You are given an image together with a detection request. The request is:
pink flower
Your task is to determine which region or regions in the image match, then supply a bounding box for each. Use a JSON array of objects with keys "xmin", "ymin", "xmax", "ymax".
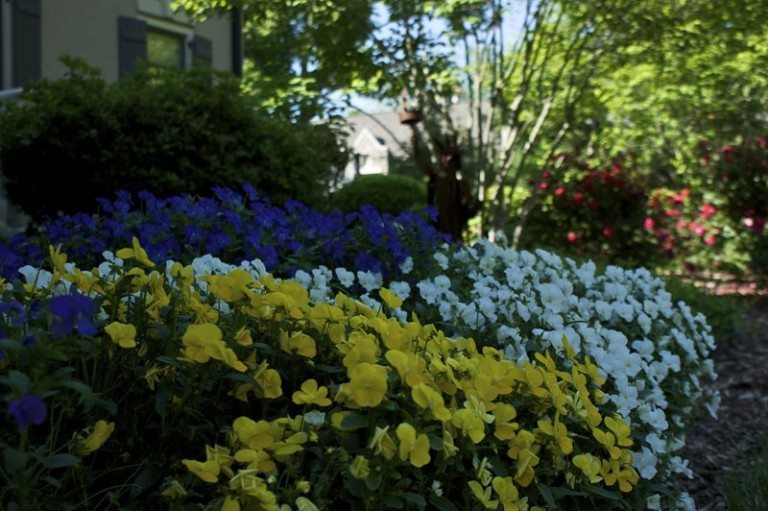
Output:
[
  {"xmin": 572, "ymin": 192, "xmax": 585, "ymax": 204},
  {"xmin": 665, "ymin": 208, "xmax": 682, "ymax": 218},
  {"xmin": 538, "ymin": 182, "xmax": 549, "ymax": 191},
  {"xmin": 704, "ymin": 235, "xmax": 716, "ymax": 246},
  {"xmin": 554, "ymin": 186, "xmax": 566, "ymax": 196},
  {"xmin": 676, "ymin": 219, "xmax": 687, "ymax": 230},
  {"xmin": 566, "ymin": 232, "xmax": 579, "ymax": 243},
  {"xmin": 644, "ymin": 217, "xmax": 655, "ymax": 230},
  {"xmin": 699, "ymin": 203, "xmax": 716, "ymax": 220},
  {"xmin": 602, "ymin": 226, "xmax": 614, "ymax": 238}
]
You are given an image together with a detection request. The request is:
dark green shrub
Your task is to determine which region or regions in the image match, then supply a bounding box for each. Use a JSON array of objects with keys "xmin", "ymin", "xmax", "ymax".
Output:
[
  {"xmin": 0, "ymin": 58, "xmax": 347, "ymax": 220},
  {"xmin": 330, "ymin": 174, "xmax": 426, "ymax": 213}
]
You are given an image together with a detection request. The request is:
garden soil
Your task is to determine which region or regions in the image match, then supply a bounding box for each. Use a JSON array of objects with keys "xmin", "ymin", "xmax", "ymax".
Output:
[{"xmin": 677, "ymin": 297, "xmax": 768, "ymax": 510}]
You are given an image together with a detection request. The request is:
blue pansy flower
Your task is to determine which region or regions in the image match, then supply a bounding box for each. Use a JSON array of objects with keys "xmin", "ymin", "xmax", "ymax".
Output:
[
  {"xmin": 49, "ymin": 292, "xmax": 98, "ymax": 338},
  {"xmin": 9, "ymin": 394, "xmax": 47, "ymax": 429}
]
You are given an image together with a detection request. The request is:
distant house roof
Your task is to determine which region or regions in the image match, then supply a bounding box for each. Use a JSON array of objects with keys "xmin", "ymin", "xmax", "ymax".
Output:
[
  {"xmin": 344, "ymin": 101, "xmax": 490, "ymax": 159},
  {"xmin": 345, "ymin": 110, "xmax": 413, "ymax": 159}
]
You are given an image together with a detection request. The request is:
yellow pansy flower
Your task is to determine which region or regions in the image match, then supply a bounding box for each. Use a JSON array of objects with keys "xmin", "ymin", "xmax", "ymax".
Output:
[
  {"xmin": 515, "ymin": 448, "xmax": 540, "ymax": 487},
  {"xmin": 342, "ymin": 331, "xmax": 380, "ymax": 369},
  {"xmin": 411, "ymin": 383, "xmax": 451, "ymax": 422},
  {"xmin": 221, "ymin": 496, "xmax": 240, "ymax": 511},
  {"xmin": 342, "ymin": 363, "xmax": 388, "ymax": 407},
  {"xmin": 537, "ymin": 418, "xmax": 573, "ymax": 455},
  {"xmin": 181, "ymin": 458, "xmax": 220, "ymax": 483},
  {"xmin": 385, "ymin": 350, "xmax": 427, "ymax": 387},
  {"xmin": 116, "ymin": 237, "xmax": 154, "ymax": 267},
  {"xmin": 604, "ymin": 416, "xmax": 633, "ymax": 447},
  {"xmin": 105, "ymin": 322, "xmax": 137, "ymax": 349},
  {"xmin": 234, "ymin": 327, "xmax": 253, "ymax": 346},
  {"xmin": 368, "ymin": 426, "xmax": 397, "ymax": 460},
  {"xmin": 492, "ymin": 476, "xmax": 520, "ymax": 511},
  {"xmin": 78, "ymin": 420, "xmax": 115, "ymax": 456},
  {"xmin": 228, "ymin": 471, "xmax": 277, "ymax": 508},
  {"xmin": 181, "ymin": 323, "xmax": 224, "ymax": 363},
  {"xmin": 592, "ymin": 427, "xmax": 621, "ymax": 460},
  {"xmin": 205, "ymin": 269, "xmax": 255, "ymax": 302},
  {"xmin": 49, "ymin": 245, "xmax": 67, "ymax": 273},
  {"xmin": 452, "ymin": 396, "xmax": 493, "ymax": 444},
  {"xmin": 160, "ymin": 480, "xmax": 187, "ymax": 499},
  {"xmin": 295, "ymin": 480, "xmax": 311, "ymax": 494},
  {"xmin": 232, "ymin": 417, "xmax": 275, "ymax": 450},
  {"xmin": 378, "ymin": 287, "xmax": 403, "ymax": 309},
  {"xmin": 255, "ymin": 362, "xmax": 283, "ymax": 398},
  {"xmin": 349, "ymin": 455, "xmax": 371, "ymax": 480},
  {"xmin": 573, "ymin": 453, "xmax": 603, "ymax": 483},
  {"xmin": 234, "ymin": 449, "xmax": 277, "ymax": 475},
  {"xmin": 395, "ymin": 423, "xmax": 431, "ymax": 468},
  {"xmin": 468, "ymin": 481, "xmax": 499, "ymax": 509},
  {"xmin": 295, "ymin": 497, "xmax": 319, "ymax": 511},
  {"xmin": 493, "ymin": 403, "xmax": 519, "ymax": 440},
  {"xmin": 292, "ymin": 379, "xmax": 332, "ymax": 407},
  {"xmin": 280, "ymin": 331, "xmax": 317, "ymax": 358}
]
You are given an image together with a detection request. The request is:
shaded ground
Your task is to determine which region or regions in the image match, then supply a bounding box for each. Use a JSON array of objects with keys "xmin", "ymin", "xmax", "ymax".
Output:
[{"xmin": 678, "ymin": 297, "xmax": 768, "ymax": 510}]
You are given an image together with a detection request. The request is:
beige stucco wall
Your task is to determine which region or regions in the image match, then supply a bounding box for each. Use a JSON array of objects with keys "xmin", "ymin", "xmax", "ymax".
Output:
[{"xmin": 41, "ymin": 0, "xmax": 233, "ymax": 82}]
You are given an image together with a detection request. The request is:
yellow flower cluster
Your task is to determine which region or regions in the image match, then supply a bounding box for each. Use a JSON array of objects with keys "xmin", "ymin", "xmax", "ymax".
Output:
[{"xmin": 43, "ymin": 240, "xmax": 638, "ymax": 510}]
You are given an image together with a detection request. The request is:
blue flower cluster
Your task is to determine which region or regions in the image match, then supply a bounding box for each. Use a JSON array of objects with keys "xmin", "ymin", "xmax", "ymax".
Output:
[{"xmin": 0, "ymin": 186, "xmax": 448, "ymax": 281}]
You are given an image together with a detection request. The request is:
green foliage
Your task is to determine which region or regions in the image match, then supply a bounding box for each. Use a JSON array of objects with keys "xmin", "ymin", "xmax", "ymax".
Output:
[
  {"xmin": 721, "ymin": 435, "xmax": 768, "ymax": 510},
  {"xmin": 0, "ymin": 58, "xmax": 347, "ymax": 221},
  {"xmin": 330, "ymin": 174, "xmax": 427, "ymax": 214},
  {"xmin": 663, "ymin": 277, "xmax": 745, "ymax": 345}
]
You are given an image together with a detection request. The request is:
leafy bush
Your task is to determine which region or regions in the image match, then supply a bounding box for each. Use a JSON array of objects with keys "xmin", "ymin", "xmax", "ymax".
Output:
[
  {"xmin": 704, "ymin": 136, "xmax": 768, "ymax": 273},
  {"xmin": 0, "ymin": 187, "xmax": 447, "ymax": 281},
  {"xmin": 0, "ymin": 58, "xmax": 347, "ymax": 220},
  {"xmin": 520, "ymin": 154, "xmax": 656, "ymax": 267},
  {"xmin": 330, "ymin": 174, "xmax": 427, "ymax": 214},
  {"xmin": 1, "ymin": 244, "xmax": 641, "ymax": 509}
]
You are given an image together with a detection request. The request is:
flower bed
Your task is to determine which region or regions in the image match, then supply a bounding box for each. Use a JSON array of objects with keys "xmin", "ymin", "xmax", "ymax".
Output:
[
  {"xmin": 1, "ymin": 190, "xmax": 719, "ymax": 509},
  {"xmin": 2, "ymin": 244, "xmax": 640, "ymax": 509},
  {"xmin": 0, "ymin": 187, "xmax": 447, "ymax": 281}
]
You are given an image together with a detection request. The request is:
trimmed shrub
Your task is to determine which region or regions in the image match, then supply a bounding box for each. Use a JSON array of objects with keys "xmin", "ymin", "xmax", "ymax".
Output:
[
  {"xmin": 0, "ymin": 58, "xmax": 347, "ymax": 220},
  {"xmin": 330, "ymin": 174, "xmax": 426, "ymax": 214}
]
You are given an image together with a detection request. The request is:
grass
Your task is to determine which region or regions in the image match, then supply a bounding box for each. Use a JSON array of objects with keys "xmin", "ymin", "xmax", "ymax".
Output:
[{"xmin": 721, "ymin": 437, "xmax": 768, "ymax": 510}]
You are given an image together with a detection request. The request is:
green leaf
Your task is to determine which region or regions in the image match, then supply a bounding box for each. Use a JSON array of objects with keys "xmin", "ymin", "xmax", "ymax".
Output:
[
  {"xmin": 365, "ymin": 471, "xmax": 382, "ymax": 491},
  {"xmin": 584, "ymin": 482, "xmax": 623, "ymax": 501},
  {"xmin": 42, "ymin": 453, "xmax": 80, "ymax": 469},
  {"xmin": 428, "ymin": 435, "xmax": 443, "ymax": 451},
  {"xmin": 3, "ymin": 447, "xmax": 28, "ymax": 473},
  {"xmin": 428, "ymin": 495, "xmax": 460, "ymax": 511},
  {"xmin": 314, "ymin": 364, "xmax": 345, "ymax": 374},
  {"xmin": 398, "ymin": 492, "xmax": 426, "ymax": 508},
  {"xmin": 383, "ymin": 495, "xmax": 404, "ymax": 508},
  {"xmin": 6, "ymin": 370, "xmax": 30, "ymax": 393},
  {"xmin": 340, "ymin": 412, "xmax": 369, "ymax": 431},
  {"xmin": 537, "ymin": 483, "xmax": 557, "ymax": 508}
]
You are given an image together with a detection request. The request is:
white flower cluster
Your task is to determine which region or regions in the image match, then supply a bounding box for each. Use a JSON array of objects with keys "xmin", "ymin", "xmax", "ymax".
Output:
[{"xmin": 287, "ymin": 241, "xmax": 718, "ymax": 508}]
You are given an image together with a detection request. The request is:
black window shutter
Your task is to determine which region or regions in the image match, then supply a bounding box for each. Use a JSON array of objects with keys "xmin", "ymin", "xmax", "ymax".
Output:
[
  {"xmin": 118, "ymin": 16, "xmax": 148, "ymax": 77},
  {"xmin": 11, "ymin": 0, "xmax": 42, "ymax": 87},
  {"xmin": 191, "ymin": 36, "xmax": 213, "ymax": 68}
]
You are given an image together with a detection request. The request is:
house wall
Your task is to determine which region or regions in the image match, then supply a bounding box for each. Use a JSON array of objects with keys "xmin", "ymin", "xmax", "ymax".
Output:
[{"xmin": 41, "ymin": 0, "xmax": 233, "ymax": 82}]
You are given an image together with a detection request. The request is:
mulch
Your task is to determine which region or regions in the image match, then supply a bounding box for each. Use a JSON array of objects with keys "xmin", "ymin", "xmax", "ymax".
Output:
[{"xmin": 676, "ymin": 295, "xmax": 768, "ymax": 510}]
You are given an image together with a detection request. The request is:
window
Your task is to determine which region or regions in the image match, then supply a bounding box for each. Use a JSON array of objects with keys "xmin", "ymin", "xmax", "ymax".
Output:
[{"xmin": 147, "ymin": 27, "xmax": 185, "ymax": 69}]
